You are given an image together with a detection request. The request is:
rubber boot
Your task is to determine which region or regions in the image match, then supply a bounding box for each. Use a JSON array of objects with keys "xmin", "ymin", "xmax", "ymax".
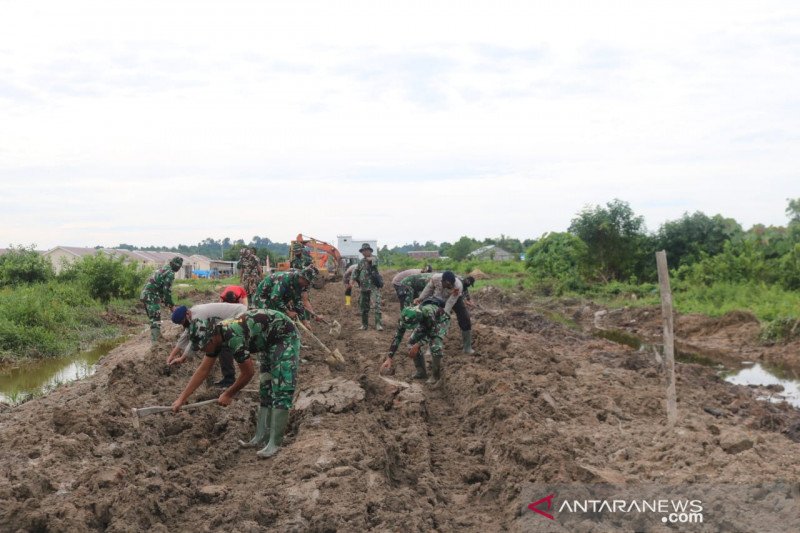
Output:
[
  {"xmin": 238, "ymin": 406, "xmax": 271, "ymax": 448},
  {"xmin": 257, "ymin": 408, "xmax": 289, "ymax": 458},
  {"xmin": 462, "ymin": 330, "xmax": 475, "ymax": 355},
  {"xmin": 375, "ymin": 318, "xmax": 384, "ymax": 331},
  {"xmin": 150, "ymin": 326, "xmax": 160, "ymax": 344},
  {"xmin": 427, "ymin": 356, "xmax": 443, "ymax": 388},
  {"xmin": 360, "ymin": 311, "xmax": 369, "ymax": 330},
  {"xmin": 410, "ymin": 353, "xmax": 428, "ymax": 380}
]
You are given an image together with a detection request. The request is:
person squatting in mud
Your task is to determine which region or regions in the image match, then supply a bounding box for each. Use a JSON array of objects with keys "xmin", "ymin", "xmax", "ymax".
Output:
[
  {"xmin": 251, "ymin": 266, "xmax": 326, "ymax": 330},
  {"xmin": 416, "ymin": 271, "xmax": 476, "ymax": 355},
  {"xmin": 381, "ymin": 297, "xmax": 450, "ymax": 387},
  {"xmin": 391, "ymin": 266, "xmax": 434, "ymax": 310},
  {"xmin": 172, "ymin": 309, "xmax": 301, "ymax": 458},
  {"xmin": 140, "ymin": 256, "xmax": 183, "ymax": 344},
  {"xmin": 166, "ymin": 302, "xmax": 247, "ymax": 387},
  {"xmin": 349, "ymin": 243, "xmax": 383, "ymax": 330},
  {"xmin": 237, "ymin": 247, "xmax": 263, "ymax": 308}
]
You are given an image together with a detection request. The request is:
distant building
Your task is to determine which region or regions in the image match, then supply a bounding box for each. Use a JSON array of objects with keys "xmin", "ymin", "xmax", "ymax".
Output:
[
  {"xmin": 42, "ymin": 246, "xmax": 193, "ymax": 278},
  {"xmin": 407, "ymin": 250, "xmax": 440, "ymax": 260},
  {"xmin": 468, "ymin": 245, "xmax": 514, "ymax": 261},
  {"xmin": 337, "ymin": 235, "xmax": 378, "ymax": 265}
]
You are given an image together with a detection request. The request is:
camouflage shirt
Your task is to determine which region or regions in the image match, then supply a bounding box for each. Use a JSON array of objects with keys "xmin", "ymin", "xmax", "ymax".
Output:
[
  {"xmin": 389, "ymin": 303, "xmax": 447, "ymax": 357},
  {"xmin": 352, "ymin": 257, "xmax": 379, "ymax": 290},
  {"xmin": 205, "ymin": 310, "xmax": 297, "ymax": 363},
  {"xmin": 140, "ymin": 264, "xmax": 176, "ymax": 305},
  {"xmin": 399, "ymin": 273, "xmax": 435, "ymax": 295},
  {"xmin": 290, "ymin": 253, "xmax": 313, "ymax": 270},
  {"xmin": 252, "ymin": 271, "xmax": 306, "ymax": 315},
  {"xmin": 238, "ymin": 252, "xmax": 262, "ymax": 282}
]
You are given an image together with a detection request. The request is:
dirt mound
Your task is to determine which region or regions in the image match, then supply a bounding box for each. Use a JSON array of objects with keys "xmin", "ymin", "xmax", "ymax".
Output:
[
  {"xmin": 467, "ymin": 269, "xmax": 490, "ymax": 280},
  {"xmin": 1, "ymin": 282, "xmax": 799, "ymax": 531}
]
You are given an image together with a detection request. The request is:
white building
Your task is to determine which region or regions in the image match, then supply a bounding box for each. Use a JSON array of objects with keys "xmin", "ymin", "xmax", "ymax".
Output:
[{"xmin": 337, "ymin": 235, "xmax": 378, "ymax": 265}]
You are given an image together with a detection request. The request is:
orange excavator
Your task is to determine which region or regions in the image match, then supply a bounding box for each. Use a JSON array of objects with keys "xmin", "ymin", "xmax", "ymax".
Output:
[{"xmin": 276, "ymin": 234, "xmax": 343, "ymax": 286}]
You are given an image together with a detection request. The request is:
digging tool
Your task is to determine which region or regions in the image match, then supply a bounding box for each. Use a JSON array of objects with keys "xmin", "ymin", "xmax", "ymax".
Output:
[
  {"xmin": 295, "ymin": 320, "xmax": 345, "ymax": 365},
  {"xmin": 310, "ymin": 312, "xmax": 342, "ymax": 338},
  {"xmin": 131, "ymin": 398, "xmax": 217, "ymax": 428}
]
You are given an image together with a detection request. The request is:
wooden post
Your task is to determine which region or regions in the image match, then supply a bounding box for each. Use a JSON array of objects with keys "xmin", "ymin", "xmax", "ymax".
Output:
[{"xmin": 656, "ymin": 250, "xmax": 678, "ymax": 427}]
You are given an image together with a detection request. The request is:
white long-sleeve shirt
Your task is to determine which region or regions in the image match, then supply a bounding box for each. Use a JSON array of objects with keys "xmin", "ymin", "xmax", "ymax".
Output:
[
  {"xmin": 175, "ymin": 303, "xmax": 246, "ymax": 357},
  {"xmin": 417, "ymin": 274, "xmax": 463, "ymax": 314}
]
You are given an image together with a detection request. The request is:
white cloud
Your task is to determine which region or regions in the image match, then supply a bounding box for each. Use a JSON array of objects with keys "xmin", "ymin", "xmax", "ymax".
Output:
[{"xmin": 1, "ymin": 1, "xmax": 799, "ymax": 249}]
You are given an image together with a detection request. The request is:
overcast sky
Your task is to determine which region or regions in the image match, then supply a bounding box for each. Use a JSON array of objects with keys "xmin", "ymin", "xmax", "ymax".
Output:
[{"xmin": 1, "ymin": 0, "xmax": 798, "ymax": 250}]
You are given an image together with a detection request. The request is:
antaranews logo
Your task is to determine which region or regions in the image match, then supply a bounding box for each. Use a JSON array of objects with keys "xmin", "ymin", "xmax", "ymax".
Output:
[{"xmin": 528, "ymin": 493, "xmax": 704, "ymax": 525}]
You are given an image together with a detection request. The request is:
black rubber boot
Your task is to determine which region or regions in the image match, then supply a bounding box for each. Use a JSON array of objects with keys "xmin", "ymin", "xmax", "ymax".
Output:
[
  {"xmin": 427, "ymin": 356, "xmax": 443, "ymax": 388},
  {"xmin": 410, "ymin": 353, "xmax": 428, "ymax": 379},
  {"xmin": 462, "ymin": 330, "xmax": 475, "ymax": 355}
]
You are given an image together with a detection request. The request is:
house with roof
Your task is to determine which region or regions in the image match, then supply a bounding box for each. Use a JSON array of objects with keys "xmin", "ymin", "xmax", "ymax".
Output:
[{"xmin": 468, "ymin": 244, "xmax": 515, "ymax": 261}]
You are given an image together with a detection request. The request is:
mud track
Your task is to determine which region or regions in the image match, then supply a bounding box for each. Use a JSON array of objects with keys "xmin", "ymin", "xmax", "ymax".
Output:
[{"xmin": 1, "ymin": 281, "xmax": 799, "ymax": 531}]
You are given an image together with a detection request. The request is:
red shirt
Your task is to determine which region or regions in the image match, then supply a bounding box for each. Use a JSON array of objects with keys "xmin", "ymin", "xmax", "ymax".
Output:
[{"xmin": 219, "ymin": 285, "xmax": 247, "ymax": 303}]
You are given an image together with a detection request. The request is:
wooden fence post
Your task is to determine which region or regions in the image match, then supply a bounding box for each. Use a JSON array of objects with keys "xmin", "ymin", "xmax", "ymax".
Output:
[{"xmin": 656, "ymin": 250, "xmax": 678, "ymax": 426}]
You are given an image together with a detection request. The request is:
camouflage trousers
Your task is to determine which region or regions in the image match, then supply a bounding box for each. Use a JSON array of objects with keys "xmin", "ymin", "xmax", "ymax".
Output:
[
  {"xmin": 394, "ymin": 285, "xmax": 415, "ymax": 310},
  {"xmin": 358, "ymin": 289, "xmax": 382, "ymax": 326},
  {"xmin": 417, "ymin": 314, "xmax": 451, "ymax": 359},
  {"xmin": 241, "ymin": 274, "xmax": 261, "ymax": 304},
  {"xmin": 141, "ymin": 292, "xmax": 162, "ymax": 330},
  {"xmin": 257, "ymin": 332, "xmax": 301, "ymax": 410}
]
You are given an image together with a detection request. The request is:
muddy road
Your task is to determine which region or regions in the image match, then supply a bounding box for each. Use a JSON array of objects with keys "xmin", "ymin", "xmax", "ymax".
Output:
[{"xmin": 1, "ymin": 281, "xmax": 799, "ymax": 532}]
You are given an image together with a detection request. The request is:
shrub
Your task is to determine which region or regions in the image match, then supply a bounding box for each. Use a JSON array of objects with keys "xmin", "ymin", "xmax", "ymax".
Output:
[
  {"xmin": 0, "ymin": 245, "xmax": 53, "ymax": 285},
  {"xmin": 59, "ymin": 254, "xmax": 150, "ymax": 303}
]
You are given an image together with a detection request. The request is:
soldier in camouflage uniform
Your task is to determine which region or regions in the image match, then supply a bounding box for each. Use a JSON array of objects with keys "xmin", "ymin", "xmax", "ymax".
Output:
[
  {"xmin": 251, "ymin": 266, "xmax": 320, "ymax": 328},
  {"xmin": 140, "ymin": 256, "xmax": 183, "ymax": 343},
  {"xmin": 396, "ymin": 272, "xmax": 435, "ymax": 309},
  {"xmin": 349, "ymin": 243, "xmax": 383, "ymax": 330},
  {"xmin": 171, "ymin": 309, "xmax": 300, "ymax": 458},
  {"xmin": 289, "ymin": 241, "xmax": 313, "ymax": 270},
  {"xmin": 238, "ymin": 248, "xmax": 263, "ymax": 307},
  {"xmin": 381, "ymin": 298, "xmax": 450, "ymax": 387}
]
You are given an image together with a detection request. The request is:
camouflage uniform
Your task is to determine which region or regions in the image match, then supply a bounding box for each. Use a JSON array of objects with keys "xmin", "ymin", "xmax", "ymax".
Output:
[
  {"xmin": 397, "ymin": 273, "xmax": 435, "ymax": 309},
  {"xmin": 352, "ymin": 256, "xmax": 382, "ymax": 328},
  {"xmin": 190, "ymin": 310, "xmax": 300, "ymax": 410},
  {"xmin": 251, "ymin": 270, "xmax": 309, "ymax": 320},
  {"xmin": 238, "ymin": 249, "xmax": 263, "ymax": 304},
  {"xmin": 388, "ymin": 302, "xmax": 450, "ymax": 382},
  {"xmin": 140, "ymin": 257, "xmax": 182, "ymax": 337}
]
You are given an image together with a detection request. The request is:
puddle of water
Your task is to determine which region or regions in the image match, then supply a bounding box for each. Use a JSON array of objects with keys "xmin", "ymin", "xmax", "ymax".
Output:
[
  {"xmin": 0, "ymin": 337, "xmax": 126, "ymax": 405},
  {"xmin": 723, "ymin": 364, "xmax": 800, "ymax": 408}
]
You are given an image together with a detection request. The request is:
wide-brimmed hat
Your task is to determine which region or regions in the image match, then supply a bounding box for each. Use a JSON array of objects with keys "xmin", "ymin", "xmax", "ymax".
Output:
[{"xmin": 359, "ymin": 243, "xmax": 373, "ymax": 252}]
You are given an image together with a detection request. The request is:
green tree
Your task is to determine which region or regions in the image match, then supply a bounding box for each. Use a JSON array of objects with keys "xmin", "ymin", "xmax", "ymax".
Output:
[
  {"xmin": 0, "ymin": 245, "xmax": 53, "ymax": 285},
  {"xmin": 448, "ymin": 236, "xmax": 480, "ymax": 261},
  {"xmin": 656, "ymin": 212, "xmax": 742, "ymax": 269},
  {"xmin": 525, "ymin": 232, "xmax": 589, "ymax": 280},
  {"xmin": 60, "ymin": 253, "xmax": 150, "ymax": 303},
  {"xmin": 568, "ymin": 199, "xmax": 651, "ymax": 281}
]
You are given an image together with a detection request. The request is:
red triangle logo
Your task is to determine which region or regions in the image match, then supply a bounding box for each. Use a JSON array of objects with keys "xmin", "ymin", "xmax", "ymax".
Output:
[{"xmin": 528, "ymin": 493, "xmax": 556, "ymax": 520}]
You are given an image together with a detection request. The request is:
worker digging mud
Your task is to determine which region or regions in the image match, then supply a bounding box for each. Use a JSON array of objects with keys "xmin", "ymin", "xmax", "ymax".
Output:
[
  {"xmin": 393, "ymin": 269, "xmax": 435, "ymax": 310},
  {"xmin": 252, "ymin": 266, "xmax": 325, "ymax": 330},
  {"xmin": 381, "ymin": 298, "xmax": 449, "ymax": 387},
  {"xmin": 237, "ymin": 248, "xmax": 263, "ymax": 308},
  {"xmin": 171, "ymin": 309, "xmax": 300, "ymax": 458},
  {"xmin": 349, "ymin": 243, "xmax": 383, "ymax": 330},
  {"xmin": 140, "ymin": 256, "xmax": 183, "ymax": 344},
  {"xmin": 416, "ymin": 271, "xmax": 476, "ymax": 355},
  {"xmin": 289, "ymin": 241, "xmax": 313, "ymax": 269},
  {"xmin": 220, "ymin": 284, "xmax": 248, "ymax": 306},
  {"xmin": 167, "ymin": 302, "xmax": 247, "ymax": 387}
]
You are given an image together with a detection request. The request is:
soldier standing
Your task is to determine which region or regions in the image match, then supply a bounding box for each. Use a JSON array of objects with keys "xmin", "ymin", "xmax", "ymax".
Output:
[
  {"xmin": 349, "ymin": 243, "xmax": 383, "ymax": 330},
  {"xmin": 238, "ymin": 248, "xmax": 263, "ymax": 307},
  {"xmin": 140, "ymin": 256, "xmax": 183, "ymax": 344}
]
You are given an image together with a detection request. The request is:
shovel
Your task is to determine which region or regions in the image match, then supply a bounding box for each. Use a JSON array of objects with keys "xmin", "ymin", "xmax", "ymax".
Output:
[
  {"xmin": 295, "ymin": 320, "xmax": 345, "ymax": 365},
  {"xmin": 311, "ymin": 313, "xmax": 342, "ymax": 338},
  {"xmin": 131, "ymin": 398, "xmax": 217, "ymax": 428}
]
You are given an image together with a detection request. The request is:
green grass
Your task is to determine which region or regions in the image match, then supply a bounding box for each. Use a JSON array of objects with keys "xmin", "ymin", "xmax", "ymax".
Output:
[{"xmin": 0, "ymin": 281, "xmax": 138, "ymax": 362}]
